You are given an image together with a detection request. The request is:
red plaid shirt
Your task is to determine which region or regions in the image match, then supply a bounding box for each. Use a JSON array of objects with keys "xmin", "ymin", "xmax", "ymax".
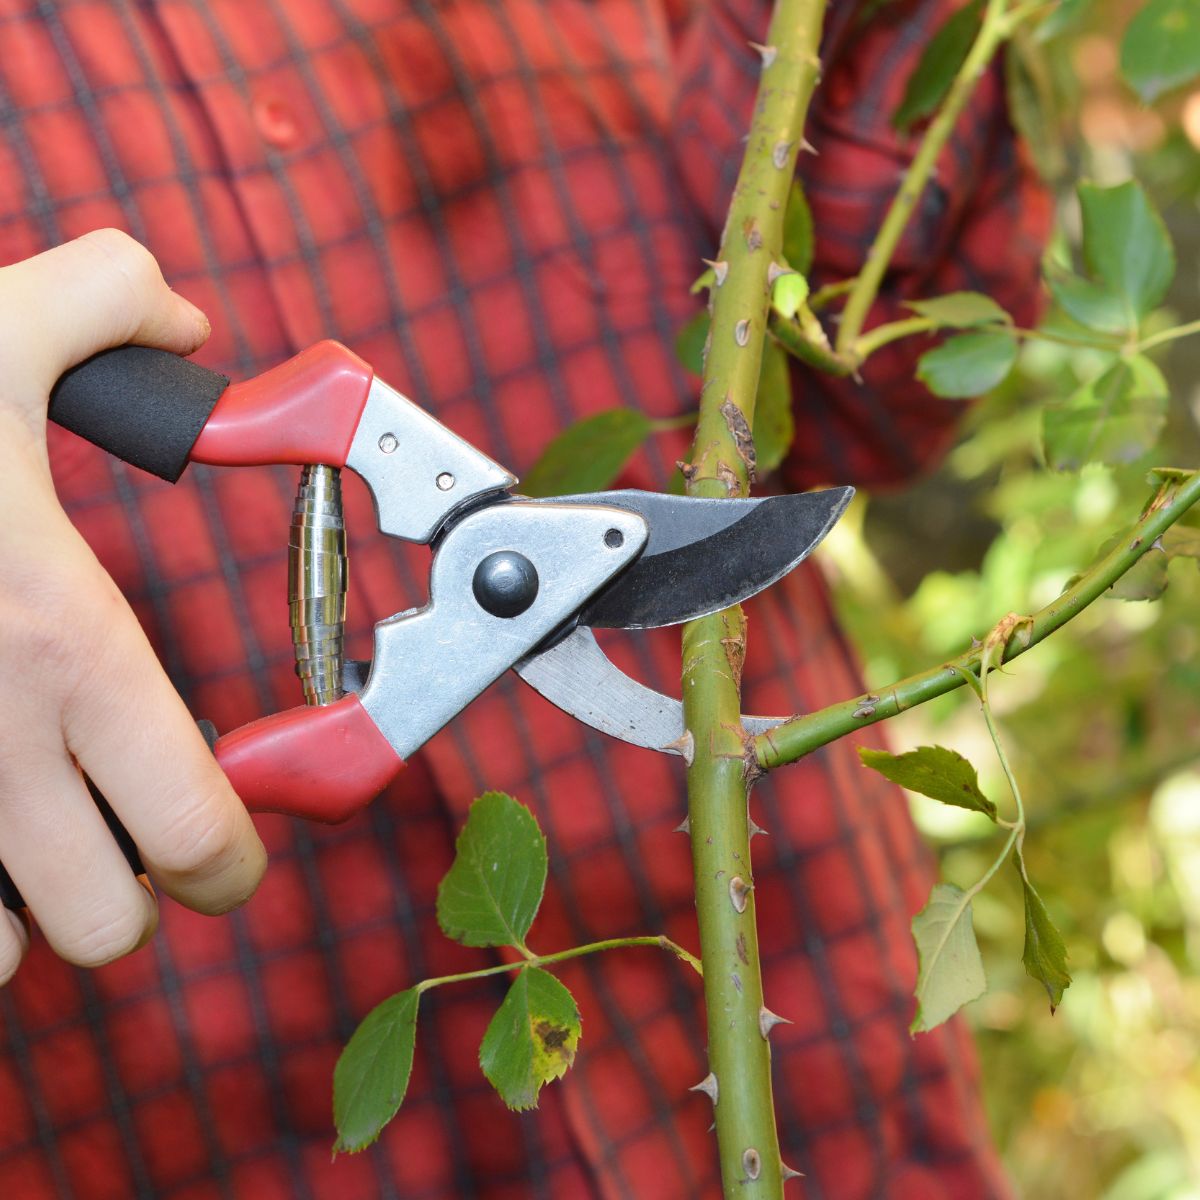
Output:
[{"xmin": 0, "ymin": 1, "xmax": 1048, "ymax": 1197}]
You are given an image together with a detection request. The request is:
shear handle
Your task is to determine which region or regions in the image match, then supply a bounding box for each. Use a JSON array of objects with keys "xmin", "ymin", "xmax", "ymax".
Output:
[{"xmin": 49, "ymin": 340, "xmax": 374, "ymax": 481}]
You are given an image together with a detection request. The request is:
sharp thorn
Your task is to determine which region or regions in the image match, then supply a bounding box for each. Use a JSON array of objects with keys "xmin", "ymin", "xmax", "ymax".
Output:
[
  {"xmin": 673, "ymin": 815, "xmax": 691, "ymax": 835},
  {"xmin": 729, "ymin": 876, "xmax": 752, "ymax": 913},
  {"xmin": 748, "ymin": 818, "xmax": 768, "ymax": 839},
  {"xmin": 689, "ymin": 1072, "xmax": 719, "ymax": 1105},
  {"xmin": 782, "ymin": 1163, "xmax": 805, "ymax": 1182},
  {"xmin": 701, "ymin": 258, "xmax": 729, "ymax": 286},
  {"xmin": 800, "ymin": 137, "xmax": 818, "ymax": 155},
  {"xmin": 747, "ymin": 40, "xmax": 778, "ymax": 68},
  {"xmin": 759, "ymin": 1006, "xmax": 792, "ymax": 1039}
]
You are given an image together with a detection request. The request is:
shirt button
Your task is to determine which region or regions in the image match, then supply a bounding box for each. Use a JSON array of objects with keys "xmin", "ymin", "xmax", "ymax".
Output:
[{"xmin": 253, "ymin": 96, "xmax": 299, "ymax": 148}]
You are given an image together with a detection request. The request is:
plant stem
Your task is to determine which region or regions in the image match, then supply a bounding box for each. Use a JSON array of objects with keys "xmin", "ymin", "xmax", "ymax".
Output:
[
  {"xmin": 835, "ymin": 0, "xmax": 1013, "ymax": 362},
  {"xmin": 853, "ymin": 315, "xmax": 936, "ymax": 359},
  {"xmin": 1136, "ymin": 318, "xmax": 1200, "ymax": 354},
  {"xmin": 755, "ymin": 469, "xmax": 1200, "ymax": 769},
  {"xmin": 683, "ymin": 0, "xmax": 826, "ymax": 1192},
  {"xmin": 414, "ymin": 935, "xmax": 703, "ymax": 995},
  {"xmin": 768, "ymin": 310, "xmax": 853, "ymax": 375}
]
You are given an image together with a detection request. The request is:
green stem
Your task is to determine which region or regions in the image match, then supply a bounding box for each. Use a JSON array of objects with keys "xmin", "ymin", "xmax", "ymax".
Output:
[
  {"xmin": 414, "ymin": 935, "xmax": 703, "ymax": 995},
  {"xmin": 853, "ymin": 315, "xmax": 936, "ymax": 360},
  {"xmin": 1136, "ymin": 318, "xmax": 1200, "ymax": 354},
  {"xmin": 651, "ymin": 413, "xmax": 700, "ymax": 433},
  {"xmin": 809, "ymin": 277, "xmax": 857, "ymax": 312},
  {"xmin": 835, "ymin": 0, "xmax": 1013, "ymax": 362},
  {"xmin": 755, "ymin": 469, "xmax": 1200, "ymax": 769},
  {"xmin": 768, "ymin": 310, "xmax": 853, "ymax": 375},
  {"xmin": 683, "ymin": 0, "xmax": 827, "ymax": 1192}
]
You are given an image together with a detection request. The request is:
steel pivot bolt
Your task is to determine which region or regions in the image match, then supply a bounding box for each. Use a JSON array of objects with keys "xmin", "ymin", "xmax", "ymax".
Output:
[{"xmin": 472, "ymin": 551, "xmax": 539, "ymax": 618}]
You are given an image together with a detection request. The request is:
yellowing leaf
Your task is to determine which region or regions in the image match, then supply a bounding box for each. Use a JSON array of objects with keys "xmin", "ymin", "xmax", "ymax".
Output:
[
  {"xmin": 911, "ymin": 883, "xmax": 987, "ymax": 1033},
  {"xmin": 480, "ymin": 968, "xmax": 581, "ymax": 1110}
]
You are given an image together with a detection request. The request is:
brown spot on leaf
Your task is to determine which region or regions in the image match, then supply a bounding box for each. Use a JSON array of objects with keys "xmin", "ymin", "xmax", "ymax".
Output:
[{"xmin": 535, "ymin": 1020, "xmax": 570, "ymax": 1051}]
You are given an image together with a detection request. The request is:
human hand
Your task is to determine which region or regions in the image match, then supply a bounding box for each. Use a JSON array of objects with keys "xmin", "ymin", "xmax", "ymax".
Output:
[{"xmin": 0, "ymin": 229, "xmax": 267, "ymax": 982}]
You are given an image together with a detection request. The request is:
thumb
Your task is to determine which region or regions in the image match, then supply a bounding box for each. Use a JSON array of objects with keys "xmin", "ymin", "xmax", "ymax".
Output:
[{"xmin": 0, "ymin": 229, "xmax": 210, "ymax": 409}]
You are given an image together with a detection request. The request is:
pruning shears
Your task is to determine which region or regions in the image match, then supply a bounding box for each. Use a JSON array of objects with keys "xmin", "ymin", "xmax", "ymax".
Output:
[{"xmin": 1, "ymin": 340, "xmax": 851, "ymax": 906}]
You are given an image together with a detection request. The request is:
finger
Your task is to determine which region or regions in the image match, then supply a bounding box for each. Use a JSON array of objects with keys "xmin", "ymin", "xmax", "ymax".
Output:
[
  {"xmin": 0, "ymin": 909, "xmax": 29, "ymax": 986},
  {"xmin": 0, "ymin": 228, "xmax": 210, "ymax": 401},
  {"xmin": 0, "ymin": 748, "xmax": 158, "ymax": 969},
  {"xmin": 63, "ymin": 573, "xmax": 267, "ymax": 915}
]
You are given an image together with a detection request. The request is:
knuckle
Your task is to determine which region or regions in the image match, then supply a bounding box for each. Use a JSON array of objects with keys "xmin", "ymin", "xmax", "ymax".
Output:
[
  {"xmin": 56, "ymin": 897, "xmax": 155, "ymax": 969},
  {"xmin": 150, "ymin": 785, "xmax": 251, "ymax": 889},
  {"xmin": 78, "ymin": 228, "xmax": 166, "ymax": 315}
]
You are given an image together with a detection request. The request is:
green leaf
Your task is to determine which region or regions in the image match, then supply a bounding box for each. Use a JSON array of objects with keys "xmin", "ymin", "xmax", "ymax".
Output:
[
  {"xmin": 1047, "ymin": 273, "xmax": 1131, "ymax": 336},
  {"xmin": 1042, "ymin": 355, "xmax": 1169, "ymax": 470},
  {"xmin": 1036, "ymin": 0, "xmax": 1090, "ymax": 42},
  {"xmin": 782, "ymin": 180, "xmax": 814, "ymax": 275},
  {"xmin": 859, "ymin": 745, "xmax": 997, "ymax": 820},
  {"xmin": 675, "ymin": 310, "xmax": 709, "ymax": 376},
  {"xmin": 910, "ymin": 883, "xmax": 987, "ymax": 1033},
  {"xmin": 771, "ymin": 272, "xmax": 810, "ymax": 320},
  {"xmin": 893, "ymin": 0, "xmax": 985, "ymax": 131},
  {"xmin": 1079, "ymin": 181, "xmax": 1175, "ymax": 323},
  {"xmin": 1005, "ymin": 26, "xmax": 1066, "ymax": 181},
  {"xmin": 916, "ymin": 330, "xmax": 1018, "ymax": 398},
  {"xmin": 1163, "ymin": 525, "xmax": 1200, "ymax": 560},
  {"xmin": 479, "ymin": 967, "xmax": 581, "ymax": 1110},
  {"xmin": 906, "ymin": 291, "xmax": 1012, "ymax": 330},
  {"xmin": 334, "ymin": 989, "xmax": 420, "ymax": 1152},
  {"xmin": 1014, "ymin": 852, "xmax": 1071, "ymax": 1012},
  {"xmin": 437, "ymin": 792, "xmax": 547, "ymax": 950},
  {"xmin": 754, "ymin": 339, "xmax": 795, "ymax": 475},
  {"xmin": 1120, "ymin": 0, "xmax": 1200, "ymax": 103},
  {"xmin": 519, "ymin": 409, "xmax": 652, "ymax": 498}
]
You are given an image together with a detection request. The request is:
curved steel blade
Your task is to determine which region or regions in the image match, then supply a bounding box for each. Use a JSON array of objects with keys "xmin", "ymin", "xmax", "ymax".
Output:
[
  {"xmin": 539, "ymin": 486, "xmax": 853, "ymax": 630},
  {"xmin": 515, "ymin": 627, "xmax": 785, "ymax": 756}
]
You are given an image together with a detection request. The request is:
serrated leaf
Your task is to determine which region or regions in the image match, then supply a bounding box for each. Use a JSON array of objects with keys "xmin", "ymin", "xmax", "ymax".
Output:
[
  {"xmin": 437, "ymin": 792, "xmax": 547, "ymax": 950},
  {"xmin": 334, "ymin": 989, "xmax": 420, "ymax": 1152},
  {"xmin": 1014, "ymin": 852, "xmax": 1071, "ymax": 1012},
  {"xmin": 916, "ymin": 330, "xmax": 1018, "ymax": 398},
  {"xmin": 1047, "ymin": 272, "xmax": 1131, "ymax": 336},
  {"xmin": 1120, "ymin": 0, "xmax": 1200, "ymax": 103},
  {"xmin": 907, "ymin": 291, "xmax": 1012, "ymax": 329},
  {"xmin": 675, "ymin": 310, "xmax": 709, "ymax": 375},
  {"xmin": 1163, "ymin": 525, "xmax": 1200, "ymax": 559},
  {"xmin": 893, "ymin": 0, "xmax": 985, "ymax": 130},
  {"xmin": 859, "ymin": 745, "xmax": 997, "ymax": 820},
  {"xmin": 480, "ymin": 968, "xmax": 581, "ymax": 1110},
  {"xmin": 1043, "ymin": 355, "xmax": 1169, "ymax": 470},
  {"xmin": 754, "ymin": 339, "xmax": 795, "ymax": 475},
  {"xmin": 1036, "ymin": 0, "xmax": 1090, "ymax": 42},
  {"xmin": 771, "ymin": 272, "xmax": 810, "ymax": 320},
  {"xmin": 1079, "ymin": 181, "xmax": 1175, "ymax": 323},
  {"xmin": 782, "ymin": 180, "xmax": 814, "ymax": 275},
  {"xmin": 911, "ymin": 883, "xmax": 987, "ymax": 1032},
  {"xmin": 519, "ymin": 409, "xmax": 653, "ymax": 498}
]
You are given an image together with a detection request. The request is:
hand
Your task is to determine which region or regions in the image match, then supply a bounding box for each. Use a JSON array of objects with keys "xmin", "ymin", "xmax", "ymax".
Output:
[{"xmin": 0, "ymin": 229, "xmax": 267, "ymax": 982}]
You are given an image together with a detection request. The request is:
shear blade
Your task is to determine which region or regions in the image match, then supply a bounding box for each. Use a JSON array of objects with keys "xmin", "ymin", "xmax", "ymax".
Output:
[
  {"xmin": 551, "ymin": 485, "xmax": 853, "ymax": 630},
  {"xmin": 515, "ymin": 627, "xmax": 784, "ymax": 755}
]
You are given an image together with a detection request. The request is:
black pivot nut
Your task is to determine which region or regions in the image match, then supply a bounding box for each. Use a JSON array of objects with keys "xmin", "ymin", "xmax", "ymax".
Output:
[{"xmin": 472, "ymin": 551, "xmax": 539, "ymax": 618}]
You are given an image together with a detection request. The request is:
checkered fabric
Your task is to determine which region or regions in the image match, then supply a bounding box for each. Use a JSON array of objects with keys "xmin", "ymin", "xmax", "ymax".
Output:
[{"xmin": 0, "ymin": 1, "xmax": 1049, "ymax": 1197}]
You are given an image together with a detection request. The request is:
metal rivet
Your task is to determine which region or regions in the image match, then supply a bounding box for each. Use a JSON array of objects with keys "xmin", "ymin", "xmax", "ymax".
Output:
[
  {"xmin": 436, "ymin": 472, "xmax": 455, "ymax": 491},
  {"xmin": 472, "ymin": 551, "xmax": 539, "ymax": 618},
  {"xmin": 378, "ymin": 433, "xmax": 398, "ymax": 454},
  {"xmin": 604, "ymin": 528, "xmax": 624, "ymax": 548}
]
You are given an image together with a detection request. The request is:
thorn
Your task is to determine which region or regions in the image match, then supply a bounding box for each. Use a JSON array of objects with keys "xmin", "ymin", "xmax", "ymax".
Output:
[
  {"xmin": 664, "ymin": 730, "xmax": 695, "ymax": 765},
  {"xmin": 708, "ymin": 1121, "xmax": 716, "ymax": 1133},
  {"xmin": 702, "ymin": 258, "xmax": 729, "ymax": 286},
  {"xmin": 676, "ymin": 460, "xmax": 698, "ymax": 481},
  {"xmin": 759, "ymin": 1007, "xmax": 792, "ymax": 1039},
  {"xmin": 742, "ymin": 1148, "xmax": 762, "ymax": 1181},
  {"xmin": 782, "ymin": 1163, "xmax": 805, "ymax": 1182},
  {"xmin": 800, "ymin": 137, "xmax": 818, "ymax": 155},
  {"xmin": 734, "ymin": 318, "xmax": 750, "ymax": 346},
  {"xmin": 771, "ymin": 139, "xmax": 792, "ymax": 169},
  {"xmin": 729, "ymin": 876, "xmax": 751, "ymax": 913},
  {"xmin": 689, "ymin": 1072, "xmax": 719, "ymax": 1105},
  {"xmin": 767, "ymin": 261, "xmax": 793, "ymax": 286},
  {"xmin": 748, "ymin": 40, "xmax": 777, "ymax": 68},
  {"xmin": 673, "ymin": 815, "xmax": 691, "ymax": 835},
  {"xmin": 748, "ymin": 817, "xmax": 768, "ymax": 839}
]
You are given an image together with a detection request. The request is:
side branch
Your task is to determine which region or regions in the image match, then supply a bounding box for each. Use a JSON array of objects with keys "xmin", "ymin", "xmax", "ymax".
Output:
[{"xmin": 755, "ymin": 470, "xmax": 1200, "ymax": 769}]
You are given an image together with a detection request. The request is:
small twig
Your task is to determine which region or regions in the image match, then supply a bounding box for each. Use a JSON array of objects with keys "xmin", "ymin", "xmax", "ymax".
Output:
[{"xmin": 755, "ymin": 470, "xmax": 1200, "ymax": 769}]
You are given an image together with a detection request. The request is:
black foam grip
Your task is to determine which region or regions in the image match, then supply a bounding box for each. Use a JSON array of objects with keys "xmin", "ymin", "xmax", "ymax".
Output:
[
  {"xmin": 50, "ymin": 345, "xmax": 229, "ymax": 483},
  {"xmin": 0, "ymin": 721, "xmax": 222, "ymax": 913}
]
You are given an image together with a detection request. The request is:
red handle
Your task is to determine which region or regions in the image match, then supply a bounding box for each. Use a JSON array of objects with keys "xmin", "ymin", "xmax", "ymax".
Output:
[
  {"xmin": 214, "ymin": 694, "xmax": 404, "ymax": 823},
  {"xmin": 191, "ymin": 340, "xmax": 374, "ymax": 468}
]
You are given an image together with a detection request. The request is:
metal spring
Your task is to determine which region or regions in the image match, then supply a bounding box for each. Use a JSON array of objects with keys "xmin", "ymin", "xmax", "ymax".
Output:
[{"xmin": 289, "ymin": 464, "xmax": 348, "ymax": 706}]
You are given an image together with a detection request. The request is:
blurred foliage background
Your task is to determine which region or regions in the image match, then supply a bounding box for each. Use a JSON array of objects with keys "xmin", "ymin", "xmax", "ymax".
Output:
[{"xmin": 820, "ymin": 3, "xmax": 1200, "ymax": 1194}]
